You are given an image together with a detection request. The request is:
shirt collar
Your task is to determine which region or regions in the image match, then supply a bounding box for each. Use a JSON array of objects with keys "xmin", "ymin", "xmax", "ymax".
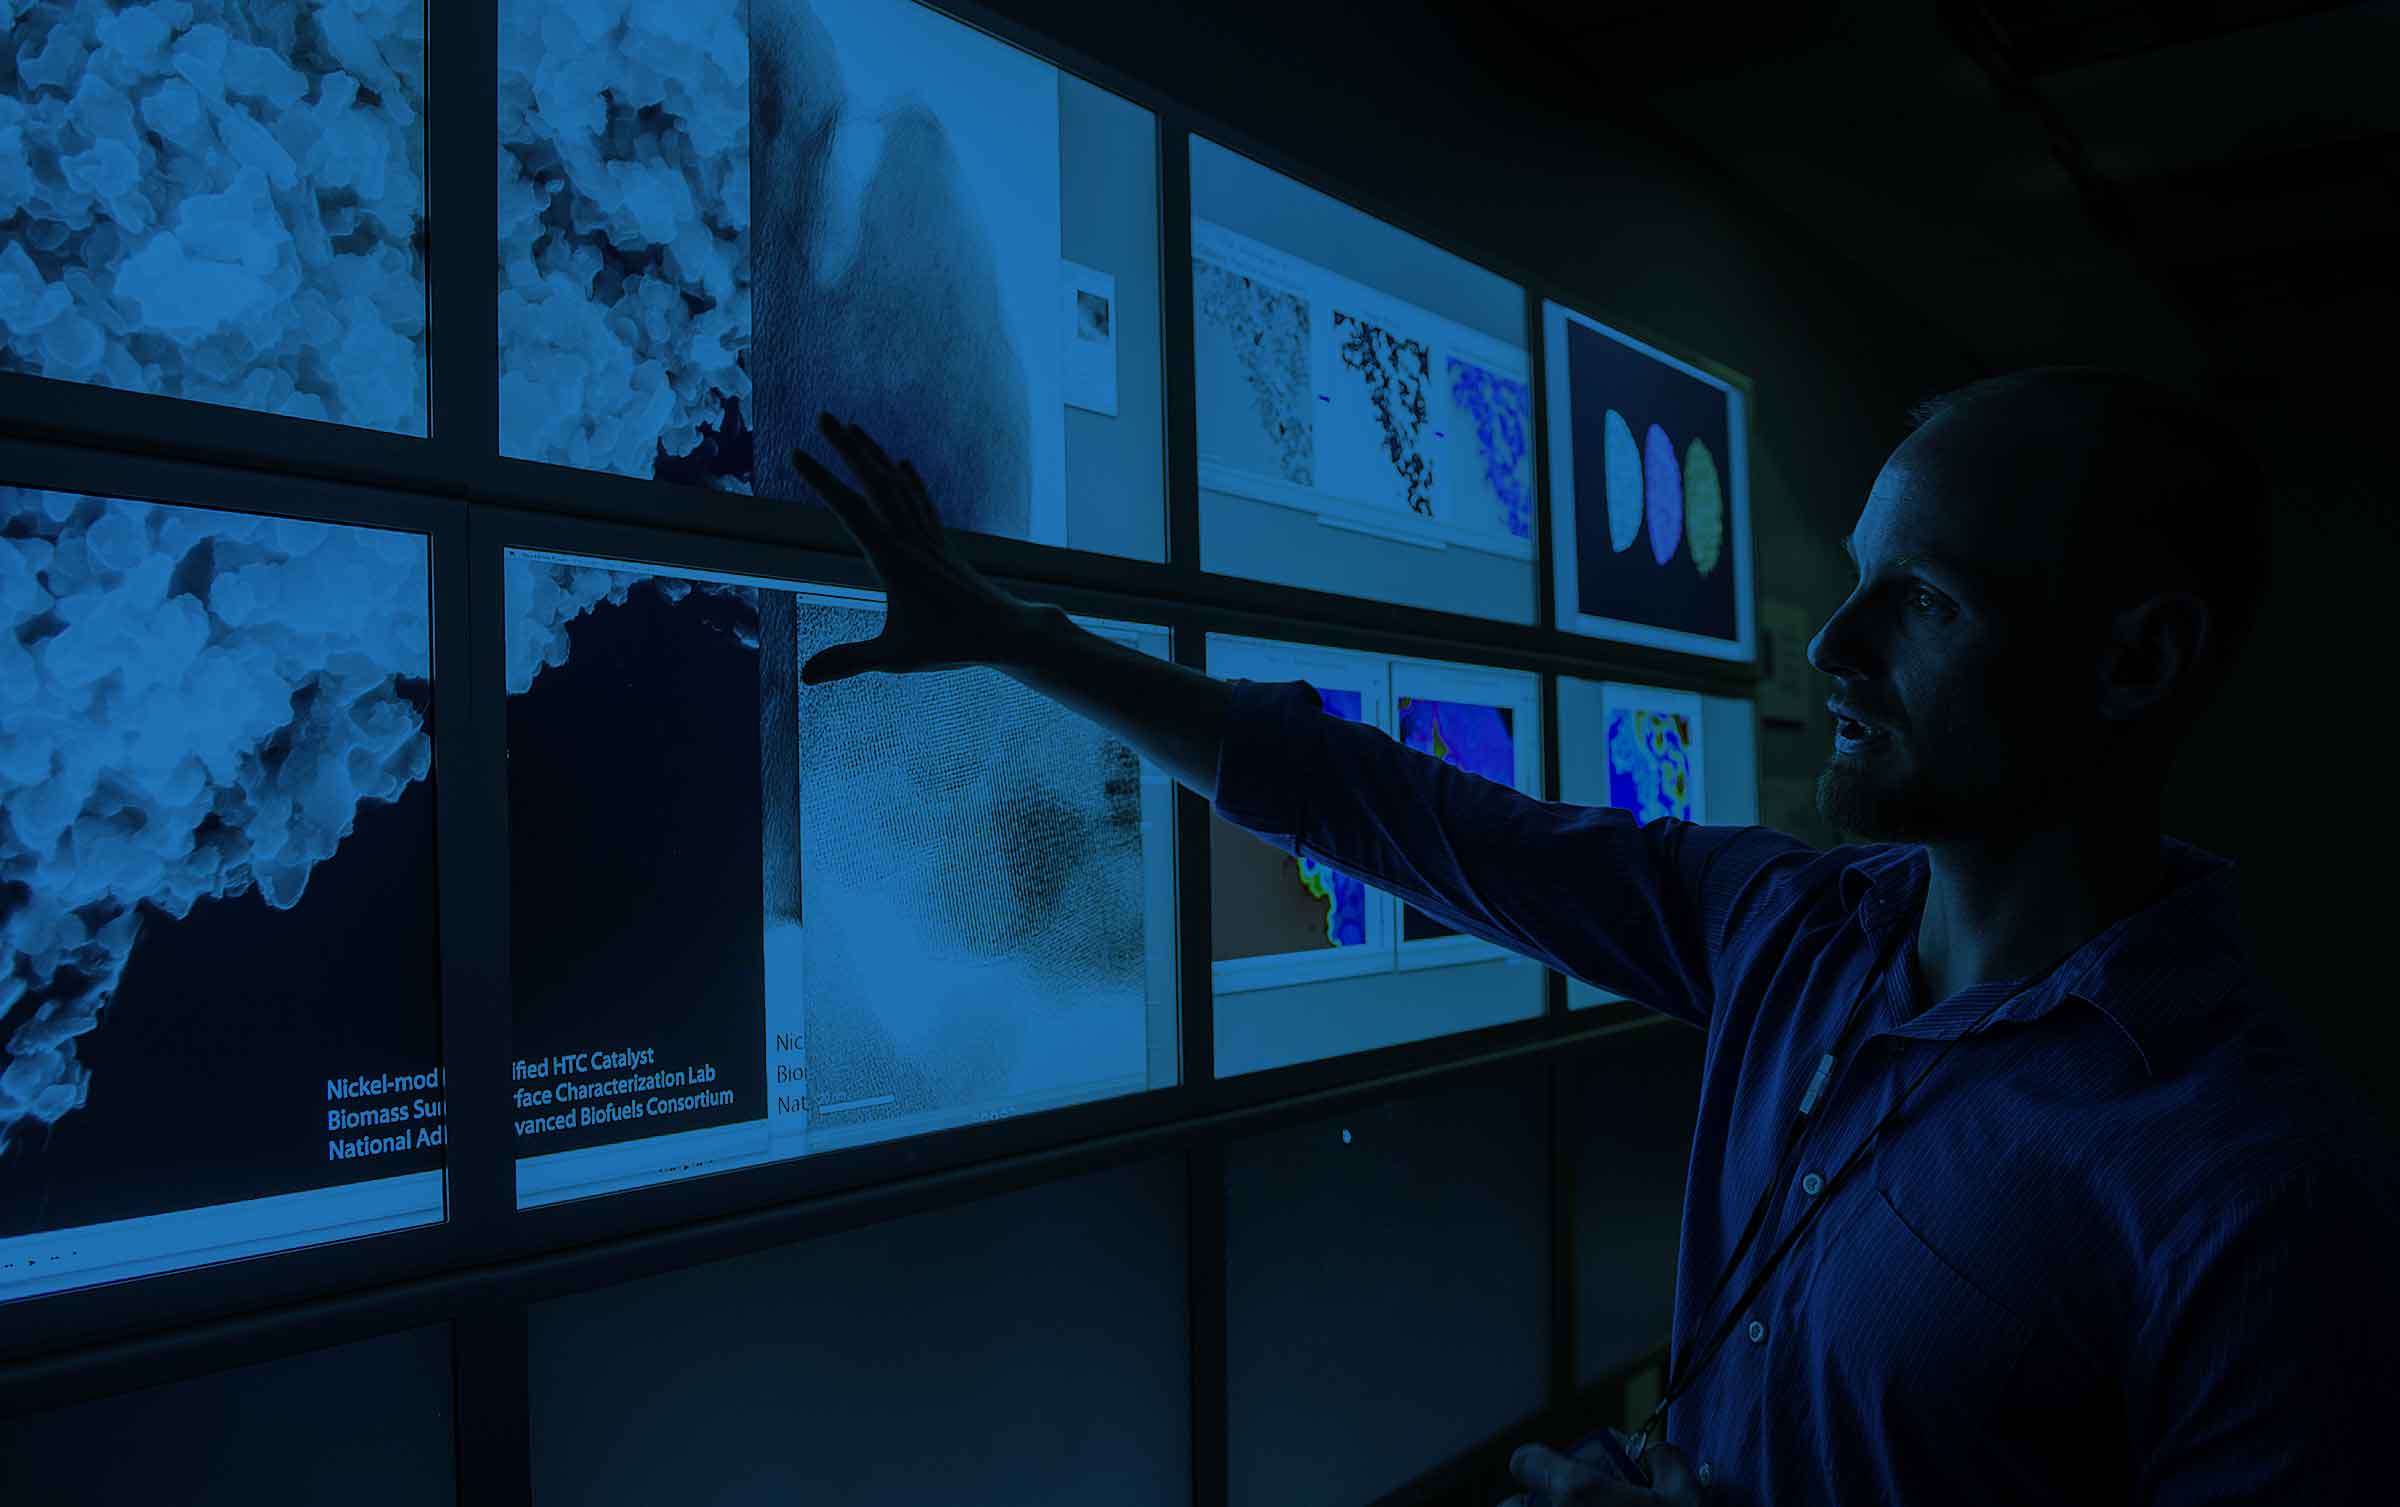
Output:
[{"xmin": 1835, "ymin": 836, "xmax": 2250, "ymax": 1077}]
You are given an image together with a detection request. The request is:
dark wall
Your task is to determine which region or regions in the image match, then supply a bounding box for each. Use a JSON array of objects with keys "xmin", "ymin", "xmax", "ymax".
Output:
[{"xmin": 2164, "ymin": 394, "xmax": 2398, "ymax": 1143}]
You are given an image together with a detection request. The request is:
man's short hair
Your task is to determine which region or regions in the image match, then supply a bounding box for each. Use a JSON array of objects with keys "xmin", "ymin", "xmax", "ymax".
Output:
[{"xmin": 1904, "ymin": 365, "xmax": 2273, "ymax": 746}]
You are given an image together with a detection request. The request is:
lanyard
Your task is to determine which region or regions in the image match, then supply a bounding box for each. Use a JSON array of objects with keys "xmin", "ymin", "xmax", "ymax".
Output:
[{"xmin": 1627, "ymin": 933, "xmax": 2079, "ymax": 1459}]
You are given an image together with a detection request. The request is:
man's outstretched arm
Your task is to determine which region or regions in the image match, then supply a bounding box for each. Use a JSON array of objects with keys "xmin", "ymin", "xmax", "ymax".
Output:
[{"xmin": 790, "ymin": 411, "xmax": 1804, "ymax": 1024}]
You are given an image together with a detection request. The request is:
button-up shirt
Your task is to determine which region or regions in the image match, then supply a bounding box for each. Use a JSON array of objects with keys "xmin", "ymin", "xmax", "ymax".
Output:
[{"xmin": 1211, "ymin": 678, "xmax": 2400, "ymax": 1506}]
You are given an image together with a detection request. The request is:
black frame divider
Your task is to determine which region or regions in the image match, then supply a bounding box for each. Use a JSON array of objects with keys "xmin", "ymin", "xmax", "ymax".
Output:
[{"xmin": 0, "ymin": 0, "xmax": 1757, "ymax": 1500}]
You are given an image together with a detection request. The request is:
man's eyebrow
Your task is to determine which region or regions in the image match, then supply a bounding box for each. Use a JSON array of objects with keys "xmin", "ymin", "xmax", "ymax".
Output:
[{"xmin": 1841, "ymin": 533, "xmax": 1993, "ymax": 595}]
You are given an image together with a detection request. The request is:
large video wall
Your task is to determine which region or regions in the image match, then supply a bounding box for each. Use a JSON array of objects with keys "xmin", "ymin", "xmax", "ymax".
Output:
[{"xmin": 0, "ymin": 0, "xmax": 1758, "ymax": 1315}]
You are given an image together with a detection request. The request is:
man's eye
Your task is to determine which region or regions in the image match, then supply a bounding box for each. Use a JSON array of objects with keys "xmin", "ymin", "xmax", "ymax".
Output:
[{"xmin": 1908, "ymin": 587, "xmax": 1944, "ymax": 615}]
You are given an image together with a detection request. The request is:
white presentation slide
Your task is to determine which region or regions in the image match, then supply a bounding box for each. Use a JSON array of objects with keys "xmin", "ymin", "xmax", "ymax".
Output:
[{"xmin": 1193, "ymin": 220, "xmax": 1535, "ymax": 560}]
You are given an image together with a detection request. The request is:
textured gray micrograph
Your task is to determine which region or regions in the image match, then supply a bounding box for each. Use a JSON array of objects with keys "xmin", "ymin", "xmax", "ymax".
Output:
[
  {"xmin": 1192, "ymin": 259, "xmax": 1314, "ymax": 487},
  {"xmin": 750, "ymin": 0, "xmax": 1037, "ymax": 537},
  {"xmin": 791, "ymin": 603, "xmax": 1148, "ymax": 1131}
]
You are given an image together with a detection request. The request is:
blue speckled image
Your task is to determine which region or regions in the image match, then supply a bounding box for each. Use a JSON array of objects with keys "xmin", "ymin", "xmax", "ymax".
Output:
[{"xmin": 1445, "ymin": 355, "xmax": 1532, "ymax": 539}]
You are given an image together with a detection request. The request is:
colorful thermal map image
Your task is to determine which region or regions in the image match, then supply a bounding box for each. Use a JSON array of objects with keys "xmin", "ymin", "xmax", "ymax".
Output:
[
  {"xmin": 1209, "ymin": 684, "xmax": 1366, "ymax": 961},
  {"xmin": 1397, "ymin": 696, "xmax": 1515, "ymax": 941},
  {"xmin": 1606, "ymin": 707, "xmax": 1694, "ymax": 823}
]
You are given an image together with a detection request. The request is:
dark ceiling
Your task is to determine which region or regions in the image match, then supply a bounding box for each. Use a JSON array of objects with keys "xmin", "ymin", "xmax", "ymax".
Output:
[{"xmin": 1478, "ymin": 0, "xmax": 2397, "ymax": 410}]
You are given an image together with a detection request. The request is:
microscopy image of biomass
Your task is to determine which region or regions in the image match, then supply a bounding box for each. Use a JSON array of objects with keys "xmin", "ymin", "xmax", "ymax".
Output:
[
  {"xmin": 1192, "ymin": 256, "xmax": 1315, "ymax": 489},
  {"xmin": 0, "ymin": 486, "xmax": 439, "ymax": 1208},
  {"xmin": 498, "ymin": 0, "xmax": 752, "ymax": 486},
  {"xmin": 1397, "ymin": 696, "xmax": 1514, "ymax": 942},
  {"xmin": 0, "ymin": 0, "xmax": 429, "ymax": 433}
]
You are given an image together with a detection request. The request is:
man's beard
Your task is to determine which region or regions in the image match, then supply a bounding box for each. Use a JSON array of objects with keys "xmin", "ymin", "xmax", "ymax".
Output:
[
  {"xmin": 1816, "ymin": 733, "xmax": 2008, "ymax": 845},
  {"xmin": 1816, "ymin": 724, "xmax": 2084, "ymax": 846}
]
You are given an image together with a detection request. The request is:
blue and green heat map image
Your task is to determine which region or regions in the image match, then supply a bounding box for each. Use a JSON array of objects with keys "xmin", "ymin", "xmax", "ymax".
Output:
[
  {"xmin": 1296, "ymin": 687, "xmax": 1368, "ymax": 946},
  {"xmin": 1606, "ymin": 707, "xmax": 1694, "ymax": 822}
]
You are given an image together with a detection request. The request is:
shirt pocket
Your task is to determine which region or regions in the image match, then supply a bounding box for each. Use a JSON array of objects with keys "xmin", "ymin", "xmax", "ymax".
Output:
[{"xmin": 1798, "ymin": 1185, "xmax": 2033, "ymax": 1456}]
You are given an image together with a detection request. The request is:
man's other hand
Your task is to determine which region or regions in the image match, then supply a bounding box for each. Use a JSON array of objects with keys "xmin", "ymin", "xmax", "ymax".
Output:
[{"xmin": 1497, "ymin": 1439, "xmax": 1706, "ymax": 1507}]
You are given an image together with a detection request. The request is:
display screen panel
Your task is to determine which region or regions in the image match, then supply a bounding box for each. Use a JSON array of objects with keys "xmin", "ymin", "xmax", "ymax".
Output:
[
  {"xmin": 498, "ymin": 0, "xmax": 1165, "ymax": 558},
  {"xmin": 1541, "ymin": 300, "xmax": 1753, "ymax": 660},
  {"xmin": 1, "ymin": 1, "xmax": 430, "ymax": 434},
  {"xmin": 1556, "ymin": 677, "xmax": 1759, "ymax": 1011},
  {"xmin": 0, "ymin": 484, "xmax": 443, "ymax": 1304},
  {"xmin": 1207, "ymin": 636, "xmax": 1544, "ymax": 1074},
  {"xmin": 505, "ymin": 548, "xmax": 1177, "ymax": 1206},
  {"xmin": 1192, "ymin": 138, "xmax": 1536, "ymax": 624}
]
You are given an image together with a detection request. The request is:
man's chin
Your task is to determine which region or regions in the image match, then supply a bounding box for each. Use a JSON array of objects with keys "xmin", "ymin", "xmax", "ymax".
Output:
[{"xmin": 1816, "ymin": 767, "xmax": 1949, "ymax": 845}]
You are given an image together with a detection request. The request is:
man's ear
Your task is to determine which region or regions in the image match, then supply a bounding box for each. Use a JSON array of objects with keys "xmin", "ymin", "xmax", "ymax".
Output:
[{"xmin": 2096, "ymin": 589, "xmax": 2209, "ymax": 726}]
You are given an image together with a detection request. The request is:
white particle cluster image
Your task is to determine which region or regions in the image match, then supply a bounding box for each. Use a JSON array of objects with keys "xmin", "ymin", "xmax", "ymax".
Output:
[
  {"xmin": 502, "ymin": 552, "xmax": 756, "ymax": 696},
  {"xmin": 0, "ymin": 485, "xmax": 434, "ymax": 1154},
  {"xmin": 498, "ymin": 0, "xmax": 752, "ymax": 487},
  {"xmin": 0, "ymin": 0, "xmax": 429, "ymax": 433}
]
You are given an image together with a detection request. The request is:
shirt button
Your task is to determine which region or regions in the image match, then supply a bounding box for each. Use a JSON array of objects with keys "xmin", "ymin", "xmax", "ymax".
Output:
[
  {"xmin": 1747, "ymin": 1318, "xmax": 1766, "ymax": 1343},
  {"xmin": 1699, "ymin": 1462, "xmax": 1713, "ymax": 1486},
  {"xmin": 1801, "ymin": 1171, "xmax": 1823, "ymax": 1196}
]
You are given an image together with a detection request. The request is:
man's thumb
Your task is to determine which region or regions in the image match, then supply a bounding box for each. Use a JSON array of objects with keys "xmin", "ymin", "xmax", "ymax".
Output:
[
  {"xmin": 1639, "ymin": 1441, "xmax": 1698, "ymax": 1497},
  {"xmin": 800, "ymin": 642, "xmax": 878, "ymax": 686}
]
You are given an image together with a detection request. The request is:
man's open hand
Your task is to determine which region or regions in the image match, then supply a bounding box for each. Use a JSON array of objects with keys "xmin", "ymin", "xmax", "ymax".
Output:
[
  {"xmin": 1497, "ymin": 1439, "xmax": 1705, "ymax": 1507},
  {"xmin": 787, "ymin": 412, "xmax": 1042, "ymax": 685}
]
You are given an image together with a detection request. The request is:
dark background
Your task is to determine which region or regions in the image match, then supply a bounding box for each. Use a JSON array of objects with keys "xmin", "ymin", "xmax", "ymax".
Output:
[{"xmin": 506, "ymin": 581, "xmax": 768, "ymax": 1160}]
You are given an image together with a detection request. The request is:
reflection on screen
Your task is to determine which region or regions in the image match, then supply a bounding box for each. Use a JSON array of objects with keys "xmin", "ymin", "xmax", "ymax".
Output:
[
  {"xmin": 1211, "ymin": 685, "xmax": 1366, "ymax": 962},
  {"xmin": 1395, "ymin": 697, "xmax": 1516, "ymax": 942},
  {"xmin": 1, "ymin": 1, "xmax": 429, "ymax": 433},
  {"xmin": 0, "ymin": 485, "xmax": 443, "ymax": 1303},
  {"xmin": 503, "ymin": 549, "xmax": 1176, "ymax": 1206}
]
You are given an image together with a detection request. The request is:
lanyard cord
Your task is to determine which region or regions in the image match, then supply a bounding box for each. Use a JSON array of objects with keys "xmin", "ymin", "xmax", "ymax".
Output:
[{"xmin": 1628, "ymin": 936, "xmax": 2081, "ymax": 1458}]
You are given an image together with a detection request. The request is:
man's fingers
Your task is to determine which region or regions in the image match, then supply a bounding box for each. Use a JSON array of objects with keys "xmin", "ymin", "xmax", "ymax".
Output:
[
  {"xmin": 1511, "ymin": 1444, "xmax": 1575, "ymax": 1493},
  {"xmin": 1637, "ymin": 1441, "xmax": 1697, "ymax": 1501},
  {"xmin": 800, "ymin": 639, "xmax": 881, "ymax": 686},
  {"xmin": 790, "ymin": 447, "xmax": 895, "ymax": 549},
  {"xmin": 896, "ymin": 459, "xmax": 946, "ymax": 538},
  {"xmin": 1509, "ymin": 1443, "xmax": 1643, "ymax": 1506},
  {"xmin": 844, "ymin": 416, "xmax": 900, "ymax": 472},
  {"xmin": 789, "ymin": 445, "xmax": 868, "ymax": 513}
]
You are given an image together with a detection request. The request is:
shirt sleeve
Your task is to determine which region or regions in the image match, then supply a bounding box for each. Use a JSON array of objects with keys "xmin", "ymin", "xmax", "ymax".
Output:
[
  {"xmin": 2125, "ymin": 1157, "xmax": 2400, "ymax": 1506},
  {"xmin": 1211, "ymin": 677, "xmax": 1810, "ymax": 1031}
]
